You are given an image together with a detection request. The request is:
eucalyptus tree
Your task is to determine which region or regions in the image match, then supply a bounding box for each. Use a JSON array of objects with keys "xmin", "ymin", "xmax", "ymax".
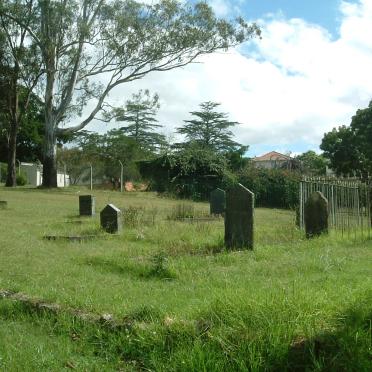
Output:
[{"xmin": 0, "ymin": 0, "xmax": 260, "ymax": 187}]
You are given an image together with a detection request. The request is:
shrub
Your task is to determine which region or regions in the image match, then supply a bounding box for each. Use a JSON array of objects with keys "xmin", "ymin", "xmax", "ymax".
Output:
[
  {"xmin": 238, "ymin": 165, "xmax": 300, "ymax": 209},
  {"xmin": 16, "ymin": 173, "xmax": 28, "ymax": 186}
]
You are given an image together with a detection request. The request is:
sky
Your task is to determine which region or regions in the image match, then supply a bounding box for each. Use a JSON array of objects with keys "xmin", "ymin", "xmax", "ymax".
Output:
[{"xmin": 83, "ymin": 0, "xmax": 372, "ymax": 157}]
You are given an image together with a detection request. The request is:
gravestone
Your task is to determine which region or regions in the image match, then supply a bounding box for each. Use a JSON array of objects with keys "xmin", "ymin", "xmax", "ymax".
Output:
[
  {"xmin": 100, "ymin": 204, "xmax": 122, "ymax": 233},
  {"xmin": 210, "ymin": 188, "xmax": 226, "ymax": 215},
  {"xmin": 304, "ymin": 191, "xmax": 328, "ymax": 238},
  {"xmin": 224, "ymin": 183, "xmax": 254, "ymax": 250},
  {"xmin": 79, "ymin": 195, "xmax": 95, "ymax": 216},
  {"xmin": 0, "ymin": 201, "xmax": 7, "ymax": 209}
]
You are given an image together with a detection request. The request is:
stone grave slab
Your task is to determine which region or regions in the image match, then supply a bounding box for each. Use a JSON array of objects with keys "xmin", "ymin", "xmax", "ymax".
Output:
[
  {"xmin": 304, "ymin": 191, "xmax": 328, "ymax": 238},
  {"xmin": 100, "ymin": 204, "xmax": 122, "ymax": 234},
  {"xmin": 210, "ymin": 188, "xmax": 226, "ymax": 215},
  {"xmin": 79, "ymin": 195, "xmax": 95, "ymax": 216},
  {"xmin": 225, "ymin": 183, "xmax": 254, "ymax": 250}
]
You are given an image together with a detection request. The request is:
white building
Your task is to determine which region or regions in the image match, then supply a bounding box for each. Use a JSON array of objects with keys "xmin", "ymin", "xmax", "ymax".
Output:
[{"xmin": 20, "ymin": 162, "xmax": 70, "ymax": 187}]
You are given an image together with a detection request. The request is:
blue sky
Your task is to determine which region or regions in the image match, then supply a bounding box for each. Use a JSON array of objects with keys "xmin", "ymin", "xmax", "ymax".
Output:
[
  {"xmin": 242, "ymin": 0, "xmax": 344, "ymax": 35},
  {"xmin": 87, "ymin": 0, "xmax": 372, "ymax": 158}
]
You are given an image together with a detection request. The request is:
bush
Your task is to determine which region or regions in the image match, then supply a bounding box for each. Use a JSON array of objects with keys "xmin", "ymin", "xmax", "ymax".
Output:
[
  {"xmin": 16, "ymin": 173, "xmax": 28, "ymax": 186},
  {"xmin": 238, "ymin": 165, "xmax": 300, "ymax": 209}
]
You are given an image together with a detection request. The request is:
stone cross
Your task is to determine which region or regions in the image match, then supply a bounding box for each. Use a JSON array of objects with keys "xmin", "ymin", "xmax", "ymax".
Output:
[
  {"xmin": 100, "ymin": 204, "xmax": 122, "ymax": 234},
  {"xmin": 210, "ymin": 188, "xmax": 226, "ymax": 215},
  {"xmin": 304, "ymin": 191, "xmax": 328, "ymax": 238},
  {"xmin": 224, "ymin": 183, "xmax": 254, "ymax": 250},
  {"xmin": 79, "ymin": 195, "xmax": 95, "ymax": 216},
  {"xmin": 0, "ymin": 201, "xmax": 7, "ymax": 210}
]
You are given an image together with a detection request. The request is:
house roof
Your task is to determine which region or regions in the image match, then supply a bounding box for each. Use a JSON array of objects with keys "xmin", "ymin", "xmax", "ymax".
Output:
[{"xmin": 253, "ymin": 151, "xmax": 291, "ymax": 162}]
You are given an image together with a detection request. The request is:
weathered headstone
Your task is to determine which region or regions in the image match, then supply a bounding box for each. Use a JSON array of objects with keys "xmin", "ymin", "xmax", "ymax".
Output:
[
  {"xmin": 100, "ymin": 204, "xmax": 122, "ymax": 234},
  {"xmin": 210, "ymin": 188, "xmax": 226, "ymax": 215},
  {"xmin": 224, "ymin": 183, "xmax": 254, "ymax": 250},
  {"xmin": 0, "ymin": 201, "xmax": 7, "ymax": 209},
  {"xmin": 304, "ymin": 191, "xmax": 328, "ymax": 238},
  {"xmin": 79, "ymin": 195, "xmax": 95, "ymax": 216}
]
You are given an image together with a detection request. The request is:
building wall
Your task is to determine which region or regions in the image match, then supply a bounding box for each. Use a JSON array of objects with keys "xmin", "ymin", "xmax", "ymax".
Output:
[
  {"xmin": 20, "ymin": 163, "xmax": 41, "ymax": 186},
  {"xmin": 20, "ymin": 162, "xmax": 70, "ymax": 187},
  {"xmin": 253, "ymin": 160, "xmax": 288, "ymax": 169}
]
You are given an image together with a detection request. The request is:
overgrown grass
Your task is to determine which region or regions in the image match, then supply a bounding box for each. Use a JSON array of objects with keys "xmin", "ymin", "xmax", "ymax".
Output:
[{"xmin": 0, "ymin": 186, "xmax": 371, "ymax": 370}]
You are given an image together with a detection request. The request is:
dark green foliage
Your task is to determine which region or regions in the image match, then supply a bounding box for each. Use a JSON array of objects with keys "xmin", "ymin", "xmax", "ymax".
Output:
[
  {"xmin": 0, "ymin": 90, "xmax": 44, "ymax": 164},
  {"xmin": 321, "ymin": 125, "xmax": 362, "ymax": 176},
  {"xmin": 177, "ymin": 102, "xmax": 242, "ymax": 152},
  {"xmin": 112, "ymin": 90, "xmax": 167, "ymax": 152},
  {"xmin": 139, "ymin": 145, "xmax": 237, "ymax": 200},
  {"xmin": 15, "ymin": 172, "xmax": 27, "ymax": 186},
  {"xmin": 321, "ymin": 100, "xmax": 372, "ymax": 177},
  {"xmin": 296, "ymin": 150, "xmax": 327, "ymax": 175},
  {"xmin": 238, "ymin": 164, "xmax": 300, "ymax": 209}
]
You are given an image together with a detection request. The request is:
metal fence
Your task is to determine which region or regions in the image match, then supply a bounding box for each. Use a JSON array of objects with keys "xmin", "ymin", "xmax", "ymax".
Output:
[{"xmin": 299, "ymin": 177, "xmax": 371, "ymax": 238}]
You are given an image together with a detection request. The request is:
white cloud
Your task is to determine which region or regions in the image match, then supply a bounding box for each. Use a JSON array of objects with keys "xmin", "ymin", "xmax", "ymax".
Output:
[{"xmin": 83, "ymin": 0, "xmax": 372, "ymax": 155}]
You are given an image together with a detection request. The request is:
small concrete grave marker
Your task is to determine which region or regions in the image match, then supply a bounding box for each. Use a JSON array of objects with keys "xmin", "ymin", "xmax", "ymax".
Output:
[
  {"xmin": 100, "ymin": 204, "xmax": 122, "ymax": 234},
  {"xmin": 0, "ymin": 201, "xmax": 7, "ymax": 210},
  {"xmin": 210, "ymin": 188, "xmax": 226, "ymax": 215},
  {"xmin": 224, "ymin": 183, "xmax": 254, "ymax": 250},
  {"xmin": 79, "ymin": 195, "xmax": 95, "ymax": 216},
  {"xmin": 304, "ymin": 191, "xmax": 328, "ymax": 238}
]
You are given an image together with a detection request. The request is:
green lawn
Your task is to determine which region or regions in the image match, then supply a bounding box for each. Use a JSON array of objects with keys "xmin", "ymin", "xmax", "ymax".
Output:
[{"xmin": 0, "ymin": 187, "xmax": 371, "ymax": 371}]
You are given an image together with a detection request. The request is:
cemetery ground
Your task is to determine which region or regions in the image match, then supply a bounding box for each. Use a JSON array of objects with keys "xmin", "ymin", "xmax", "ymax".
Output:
[{"xmin": 0, "ymin": 187, "xmax": 371, "ymax": 371}]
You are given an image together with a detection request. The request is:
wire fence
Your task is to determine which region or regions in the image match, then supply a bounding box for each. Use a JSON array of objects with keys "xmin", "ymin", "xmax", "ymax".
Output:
[{"xmin": 299, "ymin": 177, "xmax": 371, "ymax": 238}]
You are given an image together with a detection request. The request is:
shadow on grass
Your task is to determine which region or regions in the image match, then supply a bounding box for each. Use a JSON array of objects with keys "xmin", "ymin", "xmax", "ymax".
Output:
[
  {"xmin": 84, "ymin": 255, "xmax": 176, "ymax": 281},
  {"xmin": 0, "ymin": 292, "xmax": 370, "ymax": 371},
  {"xmin": 281, "ymin": 302, "xmax": 372, "ymax": 371}
]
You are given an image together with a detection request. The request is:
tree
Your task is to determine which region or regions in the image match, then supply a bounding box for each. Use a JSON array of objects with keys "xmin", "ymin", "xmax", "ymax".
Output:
[
  {"xmin": 112, "ymin": 90, "xmax": 166, "ymax": 152},
  {"xmin": 66, "ymin": 129, "xmax": 146, "ymax": 184},
  {"xmin": 139, "ymin": 144, "xmax": 235, "ymax": 199},
  {"xmin": 349, "ymin": 101, "xmax": 372, "ymax": 174},
  {"xmin": 177, "ymin": 101, "xmax": 242, "ymax": 152},
  {"xmin": 0, "ymin": 1, "xmax": 260, "ymax": 187},
  {"xmin": 296, "ymin": 150, "xmax": 327, "ymax": 175},
  {"xmin": 0, "ymin": 2, "xmax": 42, "ymax": 186},
  {"xmin": 320, "ymin": 126, "xmax": 364, "ymax": 176}
]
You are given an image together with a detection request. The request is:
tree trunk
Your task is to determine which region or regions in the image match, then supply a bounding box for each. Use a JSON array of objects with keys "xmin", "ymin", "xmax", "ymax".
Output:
[
  {"xmin": 42, "ymin": 124, "xmax": 58, "ymax": 188},
  {"xmin": 5, "ymin": 124, "xmax": 17, "ymax": 187}
]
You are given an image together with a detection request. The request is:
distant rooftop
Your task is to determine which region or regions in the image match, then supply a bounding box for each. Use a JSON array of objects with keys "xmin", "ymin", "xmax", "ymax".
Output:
[{"xmin": 253, "ymin": 151, "xmax": 292, "ymax": 162}]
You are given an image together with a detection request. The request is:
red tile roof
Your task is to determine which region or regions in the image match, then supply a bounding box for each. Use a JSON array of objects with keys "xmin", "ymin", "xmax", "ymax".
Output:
[{"xmin": 253, "ymin": 151, "xmax": 291, "ymax": 161}]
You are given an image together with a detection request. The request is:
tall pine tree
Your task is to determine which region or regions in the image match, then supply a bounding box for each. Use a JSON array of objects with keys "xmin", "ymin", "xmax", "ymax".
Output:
[
  {"xmin": 114, "ymin": 90, "xmax": 166, "ymax": 152},
  {"xmin": 177, "ymin": 102, "xmax": 241, "ymax": 152}
]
